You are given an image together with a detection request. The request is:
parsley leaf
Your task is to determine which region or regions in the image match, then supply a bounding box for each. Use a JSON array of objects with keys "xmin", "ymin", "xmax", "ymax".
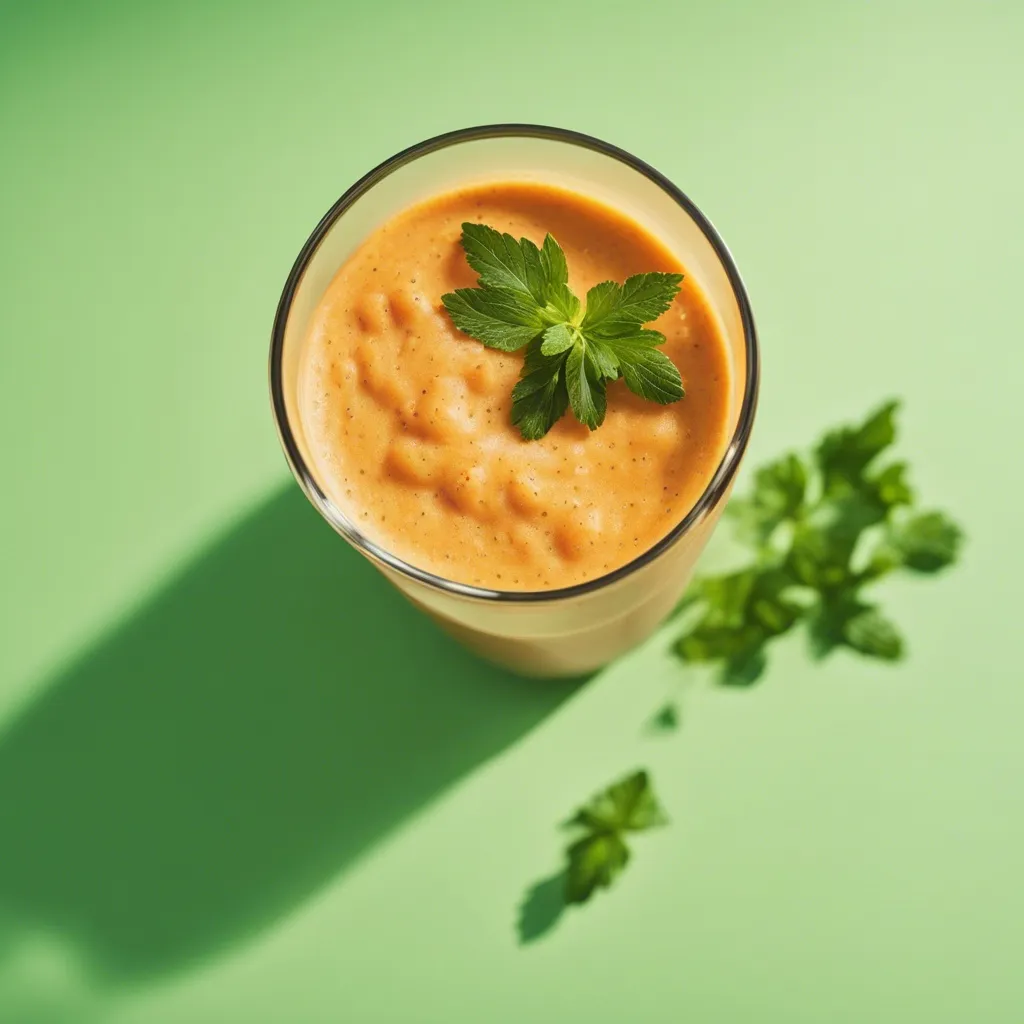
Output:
[
  {"xmin": 693, "ymin": 570, "xmax": 759, "ymax": 629},
  {"xmin": 597, "ymin": 332, "xmax": 684, "ymax": 405},
  {"xmin": 677, "ymin": 567, "xmax": 804, "ymax": 685},
  {"xmin": 441, "ymin": 287, "xmax": 546, "ymax": 352},
  {"xmin": 539, "ymin": 322, "xmax": 577, "ymax": 356},
  {"xmin": 540, "ymin": 233, "xmax": 569, "ymax": 292},
  {"xmin": 509, "ymin": 344, "xmax": 570, "ymax": 441},
  {"xmin": 442, "ymin": 223, "xmax": 684, "ymax": 439},
  {"xmin": 843, "ymin": 606, "xmax": 904, "ymax": 660},
  {"xmin": 569, "ymin": 769, "xmax": 669, "ymax": 833},
  {"xmin": 565, "ymin": 833, "xmax": 629, "ymax": 905},
  {"xmin": 806, "ymin": 590, "xmax": 865, "ymax": 657},
  {"xmin": 864, "ymin": 461, "xmax": 914, "ymax": 511},
  {"xmin": 677, "ymin": 621, "xmax": 768, "ymax": 663},
  {"xmin": 565, "ymin": 343, "xmax": 606, "ymax": 430},
  {"xmin": 582, "ymin": 273, "xmax": 684, "ymax": 335},
  {"xmin": 562, "ymin": 770, "xmax": 667, "ymax": 905},
  {"xmin": 459, "ymin": 222, "xmax": 548, "ymax": 304},
  {"xmin": 787, "ymin": 520, "xmax": 858, "ymax": 591},
  {"xmin": 728, "ymin": 453, "xmax": 808, "ymax": 546},
  {"xmin": 876, "ymin": 511, "xmax": 963, "ymax": 574},
  {"xmin": 816, "ymin": 399, "xmax": 900, "ymax": 496},
  {"xmin": 649, "ymin": 702, "xmax": 680, "ymax": 732}
]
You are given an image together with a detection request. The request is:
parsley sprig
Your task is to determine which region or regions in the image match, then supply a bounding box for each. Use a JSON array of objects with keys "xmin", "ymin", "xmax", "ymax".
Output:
[
  {"xmin": 442, "ymin": 223, "xmax": 684, "ymax": 439},
  {"xmin": 675, "ymin": 400, "xmax": 964, "ymax": 684},
  {"xmin": 562, "ymin": 770, "xmax": 667, "ymax": 904}
]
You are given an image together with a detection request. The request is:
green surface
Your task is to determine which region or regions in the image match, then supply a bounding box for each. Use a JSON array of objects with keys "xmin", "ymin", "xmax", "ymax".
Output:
[{"xmin": 1, "ymin": 1, "xmax": 1022, "ymax": 1021}]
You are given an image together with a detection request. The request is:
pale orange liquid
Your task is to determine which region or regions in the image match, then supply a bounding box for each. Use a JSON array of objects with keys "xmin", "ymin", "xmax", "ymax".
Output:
[{"xmin": 300, "ymin": 182, "xmax": 732, "ymax": 590}]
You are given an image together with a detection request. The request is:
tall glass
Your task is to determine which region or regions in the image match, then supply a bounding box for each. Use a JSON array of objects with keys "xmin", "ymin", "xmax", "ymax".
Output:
[{"xmin": 270, "ymin": 125, "xmax": 759, "ymax": 677}]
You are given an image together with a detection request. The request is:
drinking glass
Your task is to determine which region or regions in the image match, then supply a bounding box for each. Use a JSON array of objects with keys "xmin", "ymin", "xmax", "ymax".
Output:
[{"xmin": 270, "ymin": 125, "xmax": 759, "ymax": 676}]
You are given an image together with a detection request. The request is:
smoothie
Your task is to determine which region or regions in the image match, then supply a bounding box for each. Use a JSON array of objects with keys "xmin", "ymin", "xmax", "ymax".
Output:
[{"xmin": 298, "ymin": 181, "xmax": 732, "ymax": 592}]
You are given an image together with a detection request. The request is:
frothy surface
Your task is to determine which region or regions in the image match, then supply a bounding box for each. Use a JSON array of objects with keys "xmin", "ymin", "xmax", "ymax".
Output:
[{"xmin": 299, "ymin": 182, "xmax": 732, "ymax": 590}]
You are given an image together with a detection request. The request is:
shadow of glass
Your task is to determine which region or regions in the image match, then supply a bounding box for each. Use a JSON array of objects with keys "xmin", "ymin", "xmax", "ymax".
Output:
[{"xmin": 0, "ymin": 486, "xmax": 580, "ymax": 983}]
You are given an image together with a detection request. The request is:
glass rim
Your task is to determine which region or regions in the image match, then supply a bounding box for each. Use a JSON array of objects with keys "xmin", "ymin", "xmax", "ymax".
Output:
[{"xmin": 269, "ymin": 123, "xmax": 760, "ymax": 604}]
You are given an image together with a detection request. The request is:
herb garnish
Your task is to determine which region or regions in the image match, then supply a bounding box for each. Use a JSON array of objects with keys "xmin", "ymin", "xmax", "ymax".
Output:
[{"xmin": 442, "ymin": 223, "xmax": 684, "ymax": 440}]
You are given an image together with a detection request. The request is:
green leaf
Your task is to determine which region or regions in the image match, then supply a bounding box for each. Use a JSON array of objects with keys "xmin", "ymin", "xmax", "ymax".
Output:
[
  {"xmin": 582, "ymin": 272, "xmax": 683, "ymax": 334},
  {"xmin": 864, "ymin": 510, "xmax": 963, "ymax": 580},
  {"xmin": 865, "ymin": 461, "xmax": 914, "ymax": 511},
  {"xmin": 808, "ymin": 590, "xmax": 869, "ymax": 659},
  {"xmin": 512, "ymin": 341, "xmax": 564, "ymax": 397},
  {"xmin": 569, "ymin": 770, "xmax": 668, "ymax": 833},
  {"xmin": 680, "ymin": 568, "xmax": 802, "ymax": 678},
  {"xmin": 721, "ymin": 647, "xmax": 768, "ymax": 687},
  {"xmin": 787, "ymin": 522, "xmax": 856, "ymax": 591},
  {"xmin": 806, "ymin": 589, "xmax": 888, "ymax": 659},
  {"xmin": 565, "ymin": 343, "xmax": 607, "ymax": 430},
  {"xmin": 580, "ymin": 280, "xmax": 621, "ymax": 329},
  {"xmin": 564, "ymin": 832, "xmax": 629, "ymax": 904},
  {"xmin": 441, "ymin": 287, "xmax": 544, "ymax": 351},
  {"xmin": 676, "ymin": 622, "xmax": 767, "ymax": 663},
  {"xmin": 459, "ymin": 222, "xmax": 545, "ymax": 303},
  {"xmin": 585, "ymin": 338, "xmax": 620, "ymax": 381},
  {"xmin": 597, "ymin": 328, "xmax": 666, "ymax": 349},
  {"xmin": 520, "ymin": 236, "xmax": 550, "ymax": 306},
  {"xmin": 649, "ymin": 703, "xmax": 680, "ymax": 732},
  {"xmin": 510, "ymin": 342, "xmax": 569, "ymax": 441},
  {"xmin": 591, "ymin": 329, "xmax": 683, "ymax": 400},
  {"xmin": 540, "ymin": 233, "xmax": 569, "ymax": 291},
  {"xmin": 810, "ymin": 463, "xmax": 913, "ymax": 565},
  {"xmin": 813, "ymin": 491, "xmax": 890, "ymax": 564},
  {"xmin": 843, "ymin": 607, "xmax": 904, "ymax": 660},
  {"xmin": 816, "ymin": 400, "xmax": 900, "ymax": 495},
  {"xmin": 540, "ymin": 322, "xmax": 577, "ymax": 356},
  {"xmin": 728, "ymin": 453, "xmax": 808, "ymax": 544},
  {"xmin": 756, "ymin": 453, "xmax": 808, "ymax": 518},
  {"xmin": 696, "ymin": 570, "xmax": 758, "ymax": 629},
  {"xmin": 750, "ymin": 593, "xmax": 802, "ymax": 636},
  {"xmin": 511, "ymin": 377, "xmax": 569, "ymax": 441},
  {"xmin": 547, "ymin": 282, "xmax": 581, "ymax": 323},
  {"xmin": 614, "ymin": 346, "xmax": 684, "ymax": 405},
  {"xmin": 886, "ymin": 511, "xmax": 963, "ymax": 573}
]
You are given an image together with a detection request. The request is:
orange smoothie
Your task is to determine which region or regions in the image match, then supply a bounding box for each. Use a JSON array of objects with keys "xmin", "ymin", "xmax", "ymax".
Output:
[{"xmin": 299, "ymin": 182, "xmax": 732, "ymax": 591}]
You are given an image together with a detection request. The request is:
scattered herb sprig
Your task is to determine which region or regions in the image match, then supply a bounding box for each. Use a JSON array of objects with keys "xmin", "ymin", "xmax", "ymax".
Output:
[
  {"xmin": 675, "ymin": 399, "xmax": 964, "ymax": 684},
  {"xmin": 561, "ymin": 770, "xmax": 667, "ymax": 904},
  {"xmin": 442, "ymin": 223, "xmax": 684, "ymax": 440}
]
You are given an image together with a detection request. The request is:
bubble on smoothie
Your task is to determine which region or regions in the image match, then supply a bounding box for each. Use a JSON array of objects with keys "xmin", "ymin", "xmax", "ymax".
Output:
[
  {"xmin": 354, "ymin": 292, "xmax": 389, "ymax": 334},
  {"xmin": 388, "ymin": 286, "xmax": 431, "ymax": 330},
  {"xmin": 506, "ymin": 474, "xmax": 547, "ymax": 517},
  {"xmin": 554, "ymin": 508, "xmax": 603, "ymax": 561},
  {"xmin": 410, "ymin": 375, "xmax": 475, "ymax": 442},
  {"xmin": 354, "ymin": 340, "xmax": 411, "ymax": 413},
  {"xmin": 438, "ymin": 462, "xmax": 495, "ymax": 518},
  {"xmin": 384, "ymin": 437, "xmax": 441, "ymax": 486}
]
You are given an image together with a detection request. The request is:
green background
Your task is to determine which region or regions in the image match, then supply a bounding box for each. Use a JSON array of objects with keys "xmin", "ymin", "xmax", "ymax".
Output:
[{"xmin": 1, "ymin": 1, "xmax": 1022, "ymax": 1021}]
